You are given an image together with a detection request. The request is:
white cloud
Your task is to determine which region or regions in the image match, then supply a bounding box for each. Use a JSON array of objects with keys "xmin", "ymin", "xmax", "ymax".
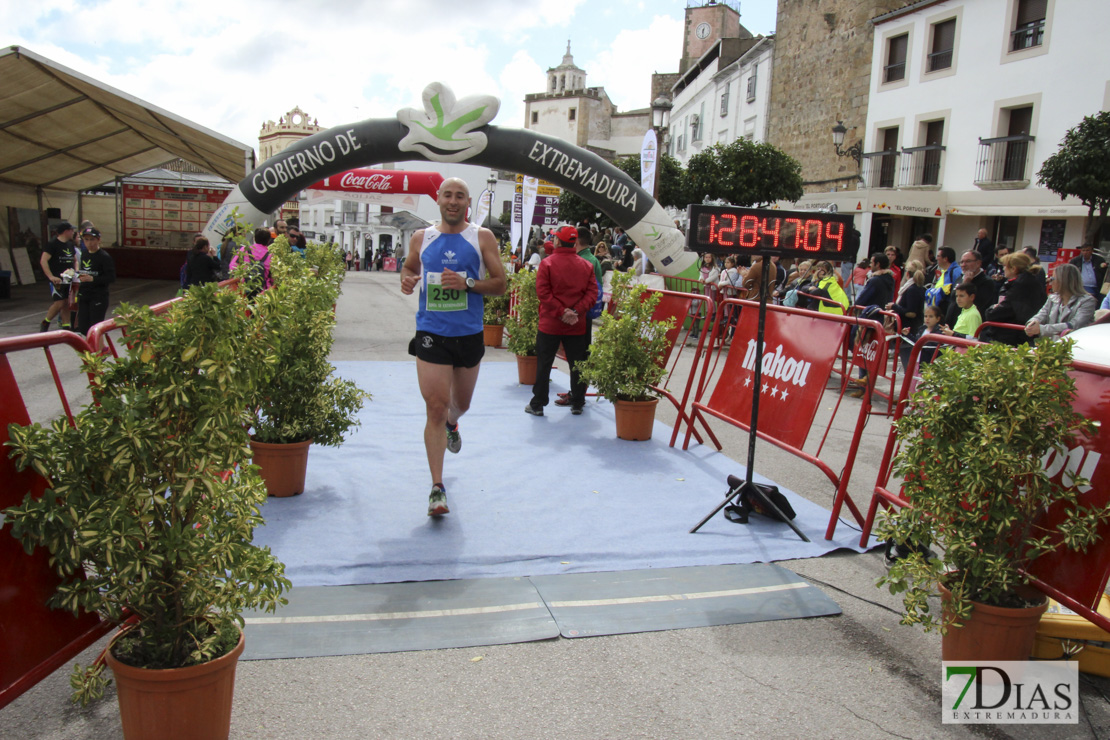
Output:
[
  {"xmin": 4, "ymin": 0, "xmax": 726, "ymax": 159},
  {"xmin": 585, "ymin": 15, "xmax": 683, "ymax": 112}
]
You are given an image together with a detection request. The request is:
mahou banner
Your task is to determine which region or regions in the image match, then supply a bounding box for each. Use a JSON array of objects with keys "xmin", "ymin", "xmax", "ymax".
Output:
[
  {"xmin": 706, "ymin": 308, "xmax": 848, "ymax": 449},
  {"xmin": 1028, "ymin": 365, "xmax": 1110, "ymax": 609}
]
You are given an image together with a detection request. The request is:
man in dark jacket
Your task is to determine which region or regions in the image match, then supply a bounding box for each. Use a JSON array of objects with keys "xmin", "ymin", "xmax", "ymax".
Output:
[
  {"xmin": 74, "ymin": 227, "xmax": 116, "ymax": 336},
  {"xmin": 973, "ymin": 229, "xmax": 995, "ymax": 270},
  {"xmin": 854, "ymin": 252, "xmax": 895, "ymax": 308},
  {"xmin": 526, "ymin": 225, "xmax": 598, "ymax": 416},
  {"xmin": 945, "ymin": 250, "xmax": 997, "ymax": 329},
  {"xmin": 1071, "ymin": 244, "xmax": 1107, "ymax": 298}
]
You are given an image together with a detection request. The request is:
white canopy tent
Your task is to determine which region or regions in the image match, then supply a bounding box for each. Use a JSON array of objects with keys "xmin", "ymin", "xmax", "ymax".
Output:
[{"xmin": 0, "ymin": 45, "xmax": 254, "ymax": 192}]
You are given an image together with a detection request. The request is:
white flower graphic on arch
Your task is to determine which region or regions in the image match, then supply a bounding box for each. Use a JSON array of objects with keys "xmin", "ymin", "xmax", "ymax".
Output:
[{"xmin": 397, "ymin": 82, "xmax": 499, "ymax": 163}]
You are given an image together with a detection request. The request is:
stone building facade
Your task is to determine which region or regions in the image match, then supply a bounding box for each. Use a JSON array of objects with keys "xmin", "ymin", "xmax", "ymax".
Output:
[
  {"xmin": 680, "ymin": 1, "xmax": 752, "ymax": 74},
  {"xmin": 258, "ymin": 106, "xmax": 323, "ymax": 222},
  {"xmin": 766, "ymin": 0, "xmax": 905, "ymax": 194},
  {"xmin": 523, "ymin": 43, "xmax": 650, "ymax": 161}
]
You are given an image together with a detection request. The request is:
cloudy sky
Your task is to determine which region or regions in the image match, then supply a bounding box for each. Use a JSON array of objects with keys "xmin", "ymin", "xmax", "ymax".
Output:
[{"xmin": 5, "ymin": 0, "xmax": 777, "ymax": 149}]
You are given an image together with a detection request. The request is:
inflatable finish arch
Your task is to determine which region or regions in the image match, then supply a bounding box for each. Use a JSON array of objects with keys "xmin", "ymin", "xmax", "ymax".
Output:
[{"xmin": 202, "ymin": 83, "xmax": 697, "ymax": 278}]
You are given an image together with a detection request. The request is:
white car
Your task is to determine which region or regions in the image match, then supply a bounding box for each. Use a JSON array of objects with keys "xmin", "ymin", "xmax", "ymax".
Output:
[{"xmin": 1068, "ymin": 322, "xmax": 1110, "ymax": 366}]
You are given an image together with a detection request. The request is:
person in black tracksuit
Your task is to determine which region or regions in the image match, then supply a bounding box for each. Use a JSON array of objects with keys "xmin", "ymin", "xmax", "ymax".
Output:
[{"xmin": 75, "ymin": 227, "xmax": 116, "ymax": 337}]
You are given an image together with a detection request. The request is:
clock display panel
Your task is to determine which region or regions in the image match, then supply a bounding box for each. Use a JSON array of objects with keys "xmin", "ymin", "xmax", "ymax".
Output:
[{"xmin": 685, "ymin": 204, "xmax": 858, "ymax": 261}]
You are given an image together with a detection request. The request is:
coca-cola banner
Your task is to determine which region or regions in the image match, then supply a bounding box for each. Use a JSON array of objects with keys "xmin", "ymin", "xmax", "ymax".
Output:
[
  {"xmin": 307, "ymin": 169, "xmax": 443, "ymax": 196},
  {"xmin": 706, "ymin": 308, "xmax": 848, "ymax": 449},
  {"xmin": 202, "ymin": 82, "xmax": 697, "ymax": 279}
]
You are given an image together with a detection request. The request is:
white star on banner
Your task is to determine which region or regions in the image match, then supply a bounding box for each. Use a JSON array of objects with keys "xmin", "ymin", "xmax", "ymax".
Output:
[
  {"xmin": 743, "ymin": 376, "xmax": 751, "ymax": 387},
  {"xmin": 781, "ymin": 388, "xmax": 790, "ymax": 401},
  {"xmin": 760, "ymin": 384, "xmax": 768, "ymax": 394},
  {"xmin": 769, "ymin": 386, "xmax": 778, "ymax": 398}
]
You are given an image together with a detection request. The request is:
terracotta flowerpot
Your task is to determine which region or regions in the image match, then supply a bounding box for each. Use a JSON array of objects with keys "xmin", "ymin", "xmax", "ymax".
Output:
[
  {"xmin": 515, "ymin": 354, "xmax": 537, "ymax": 385},
  {"xmin": 614, "ymin": 397, "xmax": 660, "ymax": 441},
  {"xmin": 107, "ymin": 630, "xmax": 245, "ymax": 740},
  {"xmin": 250, "ymin": 438, "xmax": 312, "ymax": 497},
  {"xmin": 939, "ymin": 582, "xmax": 1049, "ymax": 661},
  {"xmin": 483, "ymin": 324, "xmax": 504, "ymax": 347}
]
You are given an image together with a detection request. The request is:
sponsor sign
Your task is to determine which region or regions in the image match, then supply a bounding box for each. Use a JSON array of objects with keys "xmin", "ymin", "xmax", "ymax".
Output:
[
  {"xmin": 122, "ymin": 184, "xmax": 226, "ymax": 248},
  {"xmin": 706, "ymin": 309, "xmax": 848, "ymax": 448}
]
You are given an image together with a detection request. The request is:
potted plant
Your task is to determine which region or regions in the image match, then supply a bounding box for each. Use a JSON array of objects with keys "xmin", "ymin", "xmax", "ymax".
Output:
[
  {"xmin": 3, "ymin": 284, "xmax": 290, "ymax": 738},
  {"xmin": 247, "ymin": 237, "xmax": 370, "ymax": 497},
  {"xmin": 876, "ymin": 339, "xmax": 1110, "ymax": 661},
  {"xmin": 483, "ymin": 291, "xmax": 510, "ymax": 347},
  {"xmin": 576, "ymin": 270, "xmax": 674, "ymax": 440},
  {"xmin": 504, "ymin": 267, "xmax": 540, "ymax": 384}
]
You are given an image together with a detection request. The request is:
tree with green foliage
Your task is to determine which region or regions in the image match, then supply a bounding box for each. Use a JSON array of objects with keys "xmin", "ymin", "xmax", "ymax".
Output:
[
  {"xmin": 558, "ymin": 154, "xmax": 689, "ymax": 226},
  {"xmin": 686, "ymin": 139, "xmax": 804, "ymax": 207},
  {"xmin": 1038, "ymin": 111, "xmax": 1110, "ymax": 245}
]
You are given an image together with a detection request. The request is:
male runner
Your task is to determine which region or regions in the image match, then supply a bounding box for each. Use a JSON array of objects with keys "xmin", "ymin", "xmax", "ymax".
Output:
[
  {"xmin": 39, "ymin": 221, "xmax": 78, "ymax": 332},
  {"xmin": 400, "ymin": 178, "xmax": 506, "ymax": 516}
]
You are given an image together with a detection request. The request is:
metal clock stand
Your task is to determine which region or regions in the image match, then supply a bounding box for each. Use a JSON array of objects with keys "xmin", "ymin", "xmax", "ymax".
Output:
[{"xmin": 689, "ymin": 251, "xmax": 810, "ymax": 542}]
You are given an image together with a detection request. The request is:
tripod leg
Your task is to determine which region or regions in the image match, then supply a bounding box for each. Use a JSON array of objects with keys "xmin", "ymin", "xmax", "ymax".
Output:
[
  {"xmin": 751, "ymin": 490, "xmax": 811, "ymax": 543},
  {"xmin": 689, "ymin": 483, "xmax": 745, "ymax": 534}
]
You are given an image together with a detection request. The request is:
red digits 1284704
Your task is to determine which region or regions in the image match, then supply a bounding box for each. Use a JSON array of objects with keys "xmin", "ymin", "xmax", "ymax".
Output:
[{"xmin": 702, "ymin": 213, "xmax": 845, "ymax": 253}]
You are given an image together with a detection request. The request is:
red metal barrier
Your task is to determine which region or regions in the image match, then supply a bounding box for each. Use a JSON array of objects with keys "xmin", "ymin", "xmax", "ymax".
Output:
[
  {"xmin": 683, "ymin": 298, "xmax": 888, "ymax": 539},
  {"xmin": 859, "ymin": 334, "xmax": 1110, "ymax": 634},
  {"xmin": 0, "ymin": 332, "xmax": 113, "ymax": 710}
]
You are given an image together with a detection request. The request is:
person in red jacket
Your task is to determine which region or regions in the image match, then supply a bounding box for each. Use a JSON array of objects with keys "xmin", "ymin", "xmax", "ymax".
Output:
[{"xmin": 525, "ymin": 225, "xmax": 598, "ymax": 417}]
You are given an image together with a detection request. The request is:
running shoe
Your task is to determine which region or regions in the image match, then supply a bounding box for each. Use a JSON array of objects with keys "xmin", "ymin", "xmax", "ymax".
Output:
[
  {"xmin": 40, "ymin": 319, "xmax": 51, "ymax": 332},
  {"xmin": 524, "ymin": 404, "xmax": 544, "ymax": 417},
  {"xmin": 554, "ymin": 396, "xmax": 574, "ymax": 407},
  {"xmin": 428, "ymin": 486, "xmax": 449, "ymax": 516},
  {"xmin": 571, "ymin": 405, "xmax": 584, "ymax": 416},
  {"xmin": 446, "ymin": 424, "xmax": 461, "ymax": 454}
]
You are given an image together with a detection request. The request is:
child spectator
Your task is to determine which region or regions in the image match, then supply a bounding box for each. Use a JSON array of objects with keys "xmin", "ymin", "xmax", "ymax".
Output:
[
  {"xmin": 942, "ymin": 283, "xmax": 982, "ymax": 338},
  {"xmin": 900, "ymin": 304, "xmax": 945, "ymax": 371}
]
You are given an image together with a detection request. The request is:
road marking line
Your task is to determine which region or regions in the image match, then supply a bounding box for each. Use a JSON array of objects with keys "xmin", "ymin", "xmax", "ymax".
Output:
[
  {"xmin": 244, "ymin": 601, "xmax": 546, "ymax": 625},
  {"xmin": 546, "ymin": 581, "xmax": 810, "ymax": 608}
]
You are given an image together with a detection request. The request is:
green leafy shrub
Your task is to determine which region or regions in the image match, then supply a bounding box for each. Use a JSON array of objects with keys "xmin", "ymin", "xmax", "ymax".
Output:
[
  {"xmin": 576, "ymin": 271, "xmax": 673, "ymax": 402},
  {"xmin": 505, "ymin": 268, "xmax": 539, "ymax": 357},
  {"xmin": 3, "ymin": 284, "xmax": 291, "ymax": 703},
  {"xmin": 876, "ymin": 339, "xmax": 1109, "ymax": 632},
  {"xmin": 249, "ymin": 238, "xmax": 369, "ymax": 445}
]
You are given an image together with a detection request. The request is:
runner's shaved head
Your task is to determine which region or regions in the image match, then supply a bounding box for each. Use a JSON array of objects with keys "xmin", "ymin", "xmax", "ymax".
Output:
[{"xmin": 439, "ymin": 177, "xmax": 470, "ymax": 198}]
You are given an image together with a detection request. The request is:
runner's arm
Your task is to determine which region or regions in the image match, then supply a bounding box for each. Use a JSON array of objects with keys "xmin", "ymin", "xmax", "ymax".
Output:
[
  {"xmin": 400, "ymin": 231, "xmax": 424, "ymax": 295},
  {"xmin": 471, "ymin": 227, "xmax": 507, "ymax": 296}
]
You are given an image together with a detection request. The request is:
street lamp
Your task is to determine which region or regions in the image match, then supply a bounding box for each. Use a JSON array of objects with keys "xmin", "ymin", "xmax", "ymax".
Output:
[
  {"xmin": 485, "ymin": 171, "xmax": 497, "ymax": 230},
  {"xmin": 650, "ymin": 96, "xmax": 673, "ymax": 200},
  {"xmin": 832, "ymin": 120, "xmax": 863, "ymax": 166}
]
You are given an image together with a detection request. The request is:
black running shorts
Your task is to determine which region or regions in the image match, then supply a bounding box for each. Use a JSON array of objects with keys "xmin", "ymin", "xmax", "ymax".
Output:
[{"xmin": 409, "ymin": 331, "xmax": 485, "ymax": 368}]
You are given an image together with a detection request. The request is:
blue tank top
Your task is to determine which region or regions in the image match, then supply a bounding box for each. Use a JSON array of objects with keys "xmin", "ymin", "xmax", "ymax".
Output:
[{"xmin": 416, "ymin": 225, "xmax": 485, "ymax": 336}]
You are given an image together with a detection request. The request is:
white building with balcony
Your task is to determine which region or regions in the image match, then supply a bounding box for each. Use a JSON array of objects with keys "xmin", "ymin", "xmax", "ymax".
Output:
[
  {"xmin": 668, "ymin": 35, "xmax": 774, "ymax": 167},
  {"xmin": 850, "ymin": 0, "xmax": 1110, "ymax": 260}
]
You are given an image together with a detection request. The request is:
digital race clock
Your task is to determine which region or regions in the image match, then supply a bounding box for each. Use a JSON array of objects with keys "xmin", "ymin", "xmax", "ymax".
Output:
[{"xmin": 685, "ymin": 204, "xmax": 858, "ymax": 261}]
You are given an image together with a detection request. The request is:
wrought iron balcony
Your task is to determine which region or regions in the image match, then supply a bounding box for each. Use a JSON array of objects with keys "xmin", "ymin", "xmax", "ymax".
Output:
[
  {"xmin": 1011, "ymin": 19, "xmax": 1045, "ymax": 51},
  {"xmin": 859, "ymin": 150, "xmax": 900, "ymax": 190},
  {"xmin": 899, "ymin": 144, "xmax": 945, "ymax": 188},
  {"xmin": 974, "ymin": 134, "xmax": 1035, "ymax": 190}
]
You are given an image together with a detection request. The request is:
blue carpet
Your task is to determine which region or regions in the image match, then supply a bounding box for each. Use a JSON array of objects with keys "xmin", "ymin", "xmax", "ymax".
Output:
[{"xmin": 252, "ymin": 361, "xmax": 870, "ymax": 586}]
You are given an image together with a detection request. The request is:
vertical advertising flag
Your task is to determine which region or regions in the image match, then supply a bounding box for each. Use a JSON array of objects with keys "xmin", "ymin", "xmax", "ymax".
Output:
[
  {"xmin": 640, "ymin": 129, "xmax": 658, "ymax": 198},
  {"xmin": 472, "ymin": 186, "xmax": 492, "ymax": 228},
  {"xmin": 520, "ymin": 175, "xmax": 539, "ymax": 248}
]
